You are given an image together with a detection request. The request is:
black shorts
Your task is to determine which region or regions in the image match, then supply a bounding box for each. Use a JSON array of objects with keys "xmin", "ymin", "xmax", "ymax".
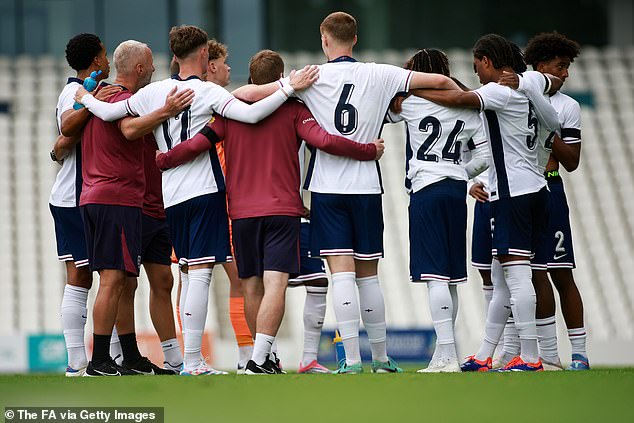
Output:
[
  {"xmin": 142, "ymin": 214, "xmax": 172, "ymax": 266},
  {"xmin": 232, "ymin": 215, "xmax": 300, "ymax": 279},
  {"xmin": 81, "ymin": 204, "xmax": 142, "ymax": 276}
]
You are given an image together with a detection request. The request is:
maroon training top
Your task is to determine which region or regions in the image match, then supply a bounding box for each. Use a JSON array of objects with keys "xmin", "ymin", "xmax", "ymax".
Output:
[
  {"xmin": 156, "ymin": 99, "xmax": 376, "ymax": 220},
  {"xmin": 80, "ymin": 89, "xmax": 145, "ymax": 208},
  {"xmin": 142, "ymin": 134, "xmax": 166, "ymax": 220}
]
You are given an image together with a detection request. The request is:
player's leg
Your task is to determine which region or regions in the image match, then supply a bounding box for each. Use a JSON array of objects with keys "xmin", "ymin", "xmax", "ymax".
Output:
[
  {"xmin": 245, "ymin": 216, "xmax": 298, "ymax": 375},
  {"xmin": 410, "ymin": 180, "xmax": 463, "ymax": 373},
  {"xmin": 531, "ymin": 190, "xmax": 561, "ymax": 370},
  {"xmin": 351, "ymin": 193, "xmax": 400, "ymax": 373},
  {"xmin": 311, "ymin": 192, "xmax": 362, "ymax": 373},
  {"xmin": 472, "ymin": 200, "xmax": 494, "ymax": 313},
  {"xmin": 292, "ymin": 221, "xmax": 331, "ymax": 373},
  {"xmin": 141, "ymin": 215, "xmax": 183, "ymax": 373},
  {"xmin": 223, "ymin": 260, "xmax": 254, "ymax": 372},
  {"xmin": 547, "ymin": 179, "xmax": 588, "ymax": 369},
  {"xmin": 493, "ymin": 190, "xmax": 547, "ymax": 371},
  {"xmin": 171, "ymin": 193, "xmax": 229, "ymax": 375},
  {"xmin": 51, "ymin": 204, "xmax": 93, "ymax": 376},
  {"xmin": 81, "ymin": 204, "xmax": 142, "ymax": 376}
]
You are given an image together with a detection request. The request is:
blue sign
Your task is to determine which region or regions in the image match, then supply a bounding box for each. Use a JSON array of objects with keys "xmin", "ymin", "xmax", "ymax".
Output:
[
  {"xmin": 319, "ymin": 329, "xmax": 436, "ymax": 363},
  {"xmin": 28, "ymin": 334, "xmax": 67, "ymax": 372}
]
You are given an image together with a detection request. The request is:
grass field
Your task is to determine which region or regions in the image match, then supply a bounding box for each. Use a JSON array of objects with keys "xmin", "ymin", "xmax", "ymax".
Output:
[{"xmin": 1, "ymin": 368, "xmax": 633, "ymax": 422}]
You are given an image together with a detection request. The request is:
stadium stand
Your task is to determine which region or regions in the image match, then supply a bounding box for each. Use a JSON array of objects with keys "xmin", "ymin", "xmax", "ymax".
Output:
[{"xmin": 0, "ymin": 47, "xmax": 633, "ymax": 368}]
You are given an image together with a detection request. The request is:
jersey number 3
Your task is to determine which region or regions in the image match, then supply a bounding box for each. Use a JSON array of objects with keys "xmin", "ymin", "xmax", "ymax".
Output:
[{"xmin": 334, "ymin": 84, "xmax": 358, "ymax": 135}]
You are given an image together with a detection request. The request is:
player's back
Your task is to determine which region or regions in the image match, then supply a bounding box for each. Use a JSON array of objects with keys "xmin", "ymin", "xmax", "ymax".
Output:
[
  {"xmin": 475, "ymin": 82, "xmax": 546, "ymax": 200},
  {"xmin": 50, "ymin": 78, "xmax": 83, "ymax": 208},
  {"xmin": 392, "ymin": 96, "xmax": 485, "ymax": 193},
  {"xmin": 295, "ymin": 59, "xmax": 412, "ymax": 194},
  {"xmin": 127, "ymin": 76, "xmax": 235, "ymax": 208}
]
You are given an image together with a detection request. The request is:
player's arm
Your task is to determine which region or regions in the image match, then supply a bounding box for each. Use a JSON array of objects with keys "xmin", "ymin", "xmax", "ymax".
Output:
[
  {"xmin": 296, "ymin": 106, "xmax": 381, "ymax": 161},
  {"xmin": 232, "ymin": 65, "xmax": 318, "ymax": 102},
  {"xmin": 550, "ymin": 133, "xmax": 581, "ymax": 172},
  {"xmin": 411, "ymin": 88, "xmax": 482, "ymax": 110},
  {"xmin": 222, "ymin": 66, "xmax": 319, "ymax": 124},
  {"xmin": 464, "ymin": 138, "xmax": 490, "ymax": 179},
  {"xmin": 232, "ymin": 81, "xmax": 279, "ymax": 102},
  {"xmin": 60, "ymin": 85, "xmax": 123, "ymax": 136},
  {"xmin": 51, "ymin": 134, "xmax": 78, "ymax": 163},
  {"xmin": 119, "ymin": 87, "xmax": 195, "ymax": 140},
  {"xmin": 409, "ymin": 72, "xmax": 461, "ymax": 91},
  {"xmin": 155, "ymin": 117, "xmax": 227, "ymax": 170}
]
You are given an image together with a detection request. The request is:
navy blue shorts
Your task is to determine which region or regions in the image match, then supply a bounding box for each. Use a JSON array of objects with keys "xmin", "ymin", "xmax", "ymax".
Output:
[
  {"xmin": 289, "ymin": 221, "xmax": 327, "ymax": 286},
  {"xmin": 49, "ymin": 204, "xmax": 89, "ymax": 268},
  {"xmin": 491, "ymin": 187, "xmax": 549, "ymax": 258},
  {"xmin": 531, "ymin": 189, "xmax": 552, "ymax": 270},
  {"xmin": 546, "ymin": 177, "xmax": 575, "ymax": 269},
  {"xmin": 80, "ymin": 204, "xmax": 142, "ymax": 276},
  {"xmin": 141, "ymin": 214, "xmax": 172, "ymax": 266},
  {"xmin": 232, "ymin": 215, "xmax": 300, "ymax": 279},
  {"xmin": 409, "ymin": 179, "xmax": 467, "ymax": 284},
  {"xmin": 471, "ymin": 200, "xmax": 493, "ymax": 270},
  {"xmin": 165, "ymin": 192, "xmax": 231, "ymax": 266},
  {"xmin": 310, "ymin": 192, "xmax": 383, "ymax": 260}
]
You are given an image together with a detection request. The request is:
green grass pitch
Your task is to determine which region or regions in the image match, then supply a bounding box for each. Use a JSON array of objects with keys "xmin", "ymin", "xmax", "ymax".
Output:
[{"xmin": 1, "ymin": 368, "xmax": 633, "ymax": 422}]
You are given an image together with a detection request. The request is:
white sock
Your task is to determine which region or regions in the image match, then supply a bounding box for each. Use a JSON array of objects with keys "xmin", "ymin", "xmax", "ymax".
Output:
[
  {"xmin": 110, "ymin": 328, "xmax": 123, "ymax": 365},
  {"xmin": 183, "ymin": 268, "xmax": 212, "ymax": 369},
  {"xmin": 252, "ymin": 333, "xmax": 275, "ymax": 365},
  {"xmin": 61, "ymin": 285, "xmax": 89, "ymax": 369},
  {"xmin": 428, "ymin": 281, "xmax": 457, "ymax": 360},
  {"xmin": 449, "ymin": 284, "xmax": 459, "ymax": 328},
  {"xmin": 356, "ymin": 275, "xmax": 388, "ymax": 363},
  {"xmin": 238, "ymin": 345, "xmax": 253, "ymax": 367},
  {"xmin": 568, "ymin": 327, "xmax": 587, "ymax": 357},
  {"xmin": 537, "ymin": 316, "xmax": 559, "ymax": 362},
  {"xmin": 483, "ymin": 286, "xmax": 494, "ymax": 315},
  {"xmin": 332, "ymin": 272, "xmax": 361, "ymax": 365},
  {"xmin": 179, "ymin": 270, "xmax": 189, "ymax": 335},
  {"xmin": 302, "ymin": 285, "xmax": 328, "ymax": 366},
  {"xmin": 502, "ymin": 317, "xmax": 520, "ymax": 356},
  {"xmin": 161, "ymin": 338, "xmax": 182, "ymax": 367},
  {"xmin": 475, "ymin": 259, "xmax": 511, "ymax": 361},
  {"xmin": 503, "ymin": 261, "xmax": 538, "ymax": 363}
]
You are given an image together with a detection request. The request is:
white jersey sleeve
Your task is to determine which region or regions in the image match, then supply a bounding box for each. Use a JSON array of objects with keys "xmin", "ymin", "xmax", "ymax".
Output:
[
  {"xmin": 474, "ymin": 82, "xmax": 511, "ymax": 112},
  {"xmin": 551, "ymin": 92, "xmax": 581, "ymax": 144},
  {"xmin": 518, "ymin": 71, "xmax": 560, "ymax": 133}
]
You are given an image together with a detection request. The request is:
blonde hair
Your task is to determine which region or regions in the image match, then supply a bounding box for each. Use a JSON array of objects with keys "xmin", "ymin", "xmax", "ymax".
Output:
[{"xmin": 113, "ymin": 40, "xmax": 149, "ymax": 75}]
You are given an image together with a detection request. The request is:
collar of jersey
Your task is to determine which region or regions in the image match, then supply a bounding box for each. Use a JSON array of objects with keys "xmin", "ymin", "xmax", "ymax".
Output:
[
  {"xmin": 328, "ymin": 56, "xmax": 357, "ymax": 63},
  {"xmin": 171, "ymin": 74, "xmax": 202, "ymax": 81},
  {"xmin": 67, "ymin": 77, "xmax": 83, "ymax": 85}
]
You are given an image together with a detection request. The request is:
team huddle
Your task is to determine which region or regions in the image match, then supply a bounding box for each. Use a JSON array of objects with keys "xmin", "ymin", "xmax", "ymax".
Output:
[{"xmin": 50, "ymin": 10, "xmax": 589, "ymax": 376}]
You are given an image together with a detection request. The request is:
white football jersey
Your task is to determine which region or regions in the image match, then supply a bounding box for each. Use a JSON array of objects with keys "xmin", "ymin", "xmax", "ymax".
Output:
[
  {"xmin": 474, "ymin": 82, "xmax": 547, "ymax": 201},
  {"xmin": 49, "ymin": 78, "xmax": 83, "ymax": 208},
  {"xmin": 388, "ymin": 96, "xmax": 487, "ymax": 193},
  {"xmin": 550, "ymin": 91, "xmax": 581, "ymax": 144},
  {"xmin": 295, "ymin": 58, "xmax": 412, "ymax": 194},
  {"xmin": 126, "ymin": 76, "xmax": 235, "ymax": 208}
]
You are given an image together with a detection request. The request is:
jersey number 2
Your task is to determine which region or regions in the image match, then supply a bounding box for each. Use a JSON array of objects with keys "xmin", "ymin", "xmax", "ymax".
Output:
[{"xmin": 417, "ymin": 116, "xmax": 465, "ymax": 163}]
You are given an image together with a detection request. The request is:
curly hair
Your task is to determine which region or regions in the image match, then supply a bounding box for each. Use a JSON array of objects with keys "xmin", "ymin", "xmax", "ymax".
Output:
[
  {"xmin": 65, "ymin": 33, "xmax": 103, "ymax": 71},
  {"xmin": 405, "ymin": 48, "xmax": 450, "ymax": 77},
  {"xmin": 208, "ymin": 39, "xmax": 228, "ymax": 61},
  {"xmin": 524, "ymin": 32, "xmax": 580, "ymax": 68},
  {"xmin": 473, "ymin": 34, "xmax": 516, "ymax": 70}
]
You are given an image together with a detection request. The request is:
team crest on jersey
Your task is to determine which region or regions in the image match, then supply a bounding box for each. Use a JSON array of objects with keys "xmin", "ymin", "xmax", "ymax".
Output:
[{"xmin": 209, "ymin": 116, "xmax": 216, "ymax": 124}]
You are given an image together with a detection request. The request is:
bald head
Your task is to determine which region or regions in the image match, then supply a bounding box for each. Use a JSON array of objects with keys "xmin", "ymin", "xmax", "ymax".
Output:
[{"xmin": 113, "ymin": 40, "xmax": 154, "ymax": 89}]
